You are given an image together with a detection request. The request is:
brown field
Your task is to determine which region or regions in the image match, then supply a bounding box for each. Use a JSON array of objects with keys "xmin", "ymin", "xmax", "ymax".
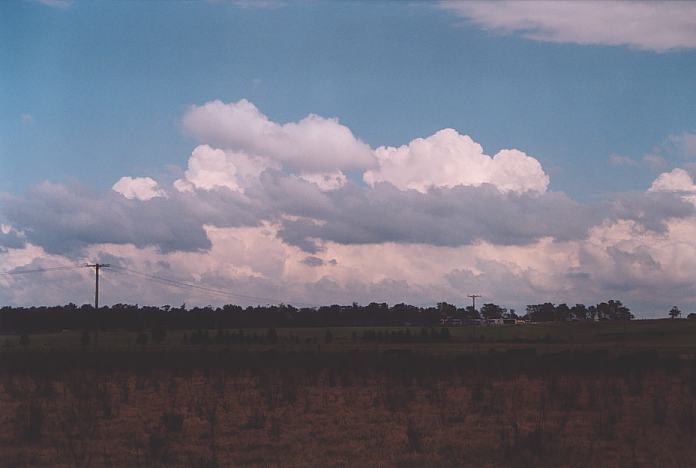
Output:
[{"xmin": 1, "ymin": 347, "xmax": 696, "ymax": 467}]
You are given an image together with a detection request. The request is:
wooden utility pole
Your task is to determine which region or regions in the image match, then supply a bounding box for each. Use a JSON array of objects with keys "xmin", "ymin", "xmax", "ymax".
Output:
[
  {"xmin": 86, "ymin": 263, "xmax": 110, "ymax": 345},
  {"xmin": 467, "ymin": 294, "xmax": 481, "ymax": 310}
]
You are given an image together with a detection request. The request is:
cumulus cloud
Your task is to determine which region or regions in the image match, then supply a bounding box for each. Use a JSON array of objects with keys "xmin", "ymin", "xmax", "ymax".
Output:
[
  {"xmin": 182, "ymin": 99, "xmax": 376, "ymax": 172},
  {"xmin": 0, "ymin": 181, "xmax": 266, "ymax": 254},
  {"xmin": 6, "ymin": 100, "xmax": 696, "ymax": 316},
  {"xmin": 276, "ymin": 180, "xmax": 590, "ymax": 252},
  {"xmin": 298, "ymin": 171, "xmax": 347, "ymax": 191},
  {"xmin": 173, "ymin": 144, "xmax": 274, "ymax": 193},
  {"xmin": 649, "ymin": 168, "xmax": 696, "ymax": 193},
  {"xmin": 364, "ymin": 129, "xmax": 549, "ymax": 193},
  {"xmin": 441, "ymin": 1, "xmax": 696, "ymax": 52},
  {"xmin": 112, "ymin": 177, "xmax": 166, "ymax": 200}
]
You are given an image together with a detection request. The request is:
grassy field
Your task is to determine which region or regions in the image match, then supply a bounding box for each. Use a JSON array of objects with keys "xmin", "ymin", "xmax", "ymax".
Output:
[
  {"xmin": 3, "ymin": 319, "xmax": 696, "ymax": 357},
  {"xmin": 2, "ymin": 320, "xmax": 696, "ymax": 467}
]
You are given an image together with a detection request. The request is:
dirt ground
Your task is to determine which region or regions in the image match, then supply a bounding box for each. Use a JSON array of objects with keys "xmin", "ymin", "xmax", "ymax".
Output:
[{"xmin": 2, "ymin": 357, "xmax": 696, "ymax": 467}]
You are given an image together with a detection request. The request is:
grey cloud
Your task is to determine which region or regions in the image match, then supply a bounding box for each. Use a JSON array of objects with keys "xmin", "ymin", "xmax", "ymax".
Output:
[
  {"xmin": 276, "ymin": 181, "xmax": 597, "ymax": 250},
  {"xmin": 302, "ymin": 256, "xmax": 324, "ymax": 267},
  {"xmin": 3, "ymin": 171, "xmax": 696, "ymax": 259},
  {"xmin": 605, "ymin": 191, "xmax": 696, "ymax": 232},
  {"xmin": 0, "ymin": 182, "xmax": 267, "ymax": 254}
]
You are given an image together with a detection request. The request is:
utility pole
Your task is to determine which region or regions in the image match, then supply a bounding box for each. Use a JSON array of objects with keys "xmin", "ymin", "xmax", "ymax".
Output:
[
  {"xmin": 467, "ymin": 294, "xmax": 481, "ymax": 344},
  {"xmin": 467, "ymin": 294, "xmax": 481, "ymax": 310},
  {"xmin": 86, "ymin": 263, "xmax": 110, "ymax": 345}
]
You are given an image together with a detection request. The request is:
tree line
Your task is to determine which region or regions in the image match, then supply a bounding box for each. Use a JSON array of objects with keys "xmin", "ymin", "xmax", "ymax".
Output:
[{"xmin": 0, "ymin": 299, "xmax": 639, "ymax": 334}]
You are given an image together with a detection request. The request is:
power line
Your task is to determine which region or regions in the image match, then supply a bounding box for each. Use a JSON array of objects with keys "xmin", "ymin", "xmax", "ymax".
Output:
[
  {"xmin": 109, "ymin": 265, "xmax": 319, "ymax": 308},
  {"xmin": 0, "ymin": 265, "xmax": 89, "ymax": 276},
  {"xmin": 1, "ymin": 262, "xmax": 319, "ymax": 307}
]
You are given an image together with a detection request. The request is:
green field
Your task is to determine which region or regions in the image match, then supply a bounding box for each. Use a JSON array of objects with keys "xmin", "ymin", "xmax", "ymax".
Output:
[{"xmin": 4, "ymin": 319, "xmax": 696, "ymax": 357}]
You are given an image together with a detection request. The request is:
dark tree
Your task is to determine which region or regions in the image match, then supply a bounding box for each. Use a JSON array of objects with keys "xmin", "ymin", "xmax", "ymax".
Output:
[
  {"xmin": 437, "ymin": 302, "xmax": 457, "ymax": 315},
  {"xmin": 555, "ymin": 303, "xmax": 571, "ymax": 321},
  {"xmin": 669, "ymin": 306, "xmax": 682, "ymax": 319},
  {"xmin": 526, "ymin": 303, "xmax": 555, "ymax": 322},
  {"xmin": 480, "ymin": 303, "xmax": 504, "ymax": 320},
  {"xmin": 463, "ymin": 306, "xmax": 481, "ymax": 320},
  {"xmin": 570, "ymin": 304, "xmax": 588, "ymax": 321}
]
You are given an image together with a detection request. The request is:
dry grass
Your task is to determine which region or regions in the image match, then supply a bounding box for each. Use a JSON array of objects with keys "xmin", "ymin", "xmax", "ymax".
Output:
[{"xmin": 1, "ymin": 355, "xmax": 696, "ymax": 467}]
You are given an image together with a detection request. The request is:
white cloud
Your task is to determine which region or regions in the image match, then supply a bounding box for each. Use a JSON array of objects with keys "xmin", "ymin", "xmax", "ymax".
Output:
[
  {"xmin": 112, "ymin": 177, "xmax": 166, "ymax": 201},
  {"xmin": 441, "ymin": 1, "xmax": 696, "ymax": 52},
  {"xmin": 363, "ymin": 128, "xmax": 549, "ymax": 193},
  {"xmin": 649, "ymin": 168, "xmax": 696, "ymax": 193},
  {"xmin": 609, "ymin": 153, "xmax": 666, "ymax": 170},
  {"xmin": 7, "ymin": 100, "xmax": 696, "ymax": 316},
  {"xmin": 182, "ymin": 99, "xmax": 376, "ymax": 172},
  {"xmin": 173, "ymin": 144, "xmax": 274, "ymax": 193},
  {"xmin": 298, "ymin": 171, "xmax": 347, "ymax": 191}
]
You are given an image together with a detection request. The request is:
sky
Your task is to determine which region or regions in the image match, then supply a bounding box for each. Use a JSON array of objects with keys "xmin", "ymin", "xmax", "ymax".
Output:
[{"xmin": 2, "ymin": 0, "xmax": 696, "ymax": 317}]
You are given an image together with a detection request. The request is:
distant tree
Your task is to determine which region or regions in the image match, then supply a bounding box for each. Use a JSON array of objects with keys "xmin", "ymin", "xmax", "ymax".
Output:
[
  {"xmin": 463, "ymin": 306, "xmax": 480, "ymax": 320},
  {"xmin": 688, "ymin": 313, "xmax": 696, "ymax": 320},
  {"xmin": 526, "ymin": 303, "xmax": 555, "ymax": 322},
  {"xmin": 588, "ymin": 305, "xmax": 598, "ymax": 321},
  {"xmin": 437, "ymin": 302, "xmax": 457, "ymax": 315},
  {"xmin": 570, "ymin": 304, "xmax": 588, "ymax": 321},
  {"xmin": 669, "ymin": 306, "xmax": 682, "ymax": 319},
  {"xmin": 555, "ymin": 304, "xmax": 571, "ymax": 321},
  {"xmin": 19, "ymin": 334, "xmax": 30, "ymax": 347},
  {"xmin": 480, "ymin": 303, "xmax": 504, "ymax": 320},
  {"xmin": 597, "ymin": 300, "xmax": 633, "ymax": 320}
]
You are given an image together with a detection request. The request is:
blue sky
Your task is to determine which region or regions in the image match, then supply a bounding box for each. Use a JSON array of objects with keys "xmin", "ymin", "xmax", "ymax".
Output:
[
  {"xmin": 2, "ymin": 1, "xmax": 695, "ymax": 199},
  {"xmin": 3, "ymin": 1, "xmax": 696, "ymax": 315}
]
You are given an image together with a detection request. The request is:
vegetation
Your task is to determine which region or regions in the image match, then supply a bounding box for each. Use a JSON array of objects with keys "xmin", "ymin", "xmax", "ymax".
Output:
[
  {"xmin": 0, "ymin": 299, "xmax": 641, "ymax": 335},
  {"xmin": 2, "ymin": 301, "xmax": 696, "ymax": 466},
  {"xmin": 1, "ymin": 347, "xmax": 696, "ymax": 466}
]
